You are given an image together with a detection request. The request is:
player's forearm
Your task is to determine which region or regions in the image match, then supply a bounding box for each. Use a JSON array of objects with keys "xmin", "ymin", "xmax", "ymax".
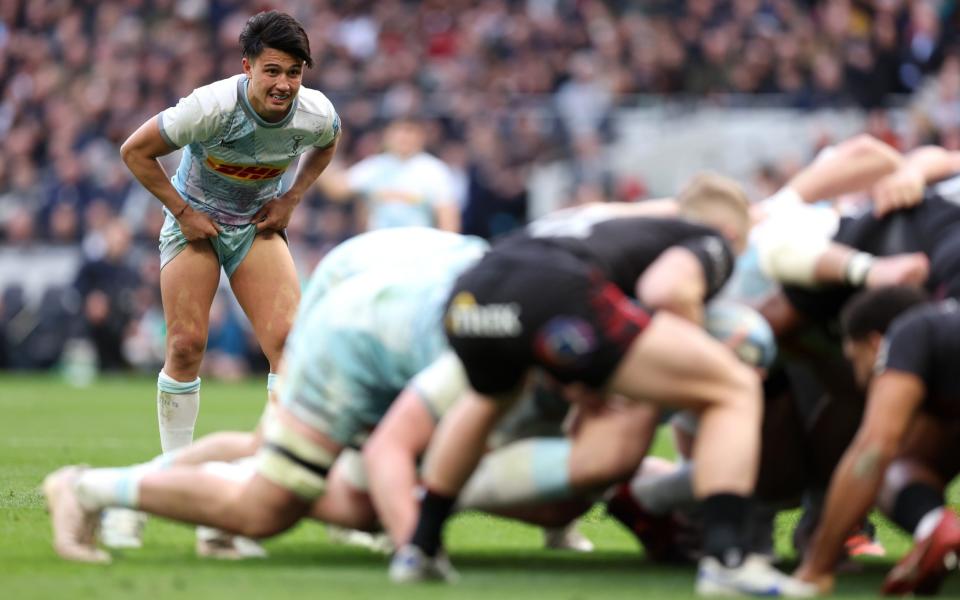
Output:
[
  {"xmin": 788, "ymin": 134, "xmax": 902, "ymax": 203},
  {"xmin": 363, "ymin": 444, "xmax": 421, "ymax": 545},
  {"xmin": 119, "ymin": 116, "xmax": 188, "ymax": 215},
  {"xmin": 121, "ymin": 152, "xmax": 188, "ymax": 215},
  {"xmin": 286, "ymin": 141, "xmax": 338, "ymax": 200},
  {"xmin": 902, "ymin": 146, "xmax": 960, "ymax": 183},
  {"xmin": 803, "ymin": 440, "xmax": 892, "ymax": 575},
  {"xmin": 759, "ymin": 233, "xmax": 873, "ymax": 288},
  {"xmin": 813, "ymin": 243, "xmax": 872, "ymax": 286}
]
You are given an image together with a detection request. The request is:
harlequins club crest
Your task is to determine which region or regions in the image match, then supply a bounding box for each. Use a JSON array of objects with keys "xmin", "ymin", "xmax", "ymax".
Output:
[{"xmin": 289, "ymin": 135, "xmax": 305, "ymax": 156}]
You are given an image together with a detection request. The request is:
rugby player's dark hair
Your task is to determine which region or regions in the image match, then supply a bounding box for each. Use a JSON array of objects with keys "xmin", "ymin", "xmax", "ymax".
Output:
[
  {"xmin": 240, "ymin": 11, "xmax": 313, "ymax": 68},
  {"xmin": 841, "ymin": 286, "xmax": 930, "ymax": 340}
]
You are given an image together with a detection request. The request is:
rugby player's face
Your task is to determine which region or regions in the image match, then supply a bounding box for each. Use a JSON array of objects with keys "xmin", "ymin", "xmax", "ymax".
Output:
[
  {"xmin": 243, "ymin": 49, "xmax": 303, "ymax": 122},
  {"xmin": 843, "ymin": 336, "xmax": 880, "ymax": 389},
  {"xmin": 384, "ymin": 122, "xmax": 425, "ymax": 158}
]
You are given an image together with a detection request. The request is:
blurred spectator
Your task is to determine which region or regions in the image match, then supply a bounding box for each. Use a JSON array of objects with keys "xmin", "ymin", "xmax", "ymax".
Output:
[
  {"xmin": 911, "ymin": 53, "xmax": 960, "ymax": 144},
  {"xmin": 72, "ymin": 218, "xmax": 140, "ymax": 371},
  {"xmin": 555, "ymin": 50, "xmax": 616, "ymax": 141},
  {"xmin": 460, "ymin": 119, "xmax": 532, "ymax": 239},
  {"xmin": 317, "ymin": 117, "xmax": 461, "ymax": 232},
  {"xmin": 2, "ymin": 206, "xmax": 35, "ymax": 245},
  {"xmin": 122, "ymin": 255, "xmax": 165, "ymax": 371}
]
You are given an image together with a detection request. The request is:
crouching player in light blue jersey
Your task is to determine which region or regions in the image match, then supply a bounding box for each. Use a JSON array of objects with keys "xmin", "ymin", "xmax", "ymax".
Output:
[
  {"xmin": 298, "ymin": 227, "xmax": 488, "ymax": 319},
  {"xmin": 42, "ymin": 230, "xmax": 487, "ymax": 564},
  {"xmin": 110, "ymin": 11, "xmax": 340, "ymax": 550}
]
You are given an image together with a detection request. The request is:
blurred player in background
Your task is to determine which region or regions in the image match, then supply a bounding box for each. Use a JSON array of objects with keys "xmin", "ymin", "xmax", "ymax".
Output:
[
  {"xmin": 113, "ymin": 10, "xmax": 340, "ymax": 549},
  {"xmin": 317, "ymin": 117, "xmax": 460, "ymax": 232}
]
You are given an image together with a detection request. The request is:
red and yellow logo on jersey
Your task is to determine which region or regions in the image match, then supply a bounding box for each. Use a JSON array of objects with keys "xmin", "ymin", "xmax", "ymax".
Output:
[{"xmin": 206, "ymin": 156, "xmax": 286, "ymax": 181}]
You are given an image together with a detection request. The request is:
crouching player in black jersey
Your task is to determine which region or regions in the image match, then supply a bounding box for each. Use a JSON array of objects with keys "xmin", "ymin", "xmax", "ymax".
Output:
[
  {"xmin": 796, "ymin": 287, "xmax": 960, "ymax": 595},
  {"xmin": 390, "ymin": 174, "xmax": 816, "ymax": 597}
]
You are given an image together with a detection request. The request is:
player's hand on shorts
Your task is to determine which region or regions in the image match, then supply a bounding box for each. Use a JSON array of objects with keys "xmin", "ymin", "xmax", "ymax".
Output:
[
  {"xmin": 177, "ymin": 206, "xmax": 222, "ymax": 240},
  {"xmin": 252, "ymin": 193, "xmax": 298, "ymax": 232},
  {"xmin": 872, "ymin": 166, "xmax": 925, "ymax": 217}
]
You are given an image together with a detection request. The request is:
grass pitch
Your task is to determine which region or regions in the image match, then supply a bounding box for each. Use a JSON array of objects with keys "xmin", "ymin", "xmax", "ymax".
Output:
[{"xmin": 1, "ymin": 373, "xmax": 958, "ymax": 599}]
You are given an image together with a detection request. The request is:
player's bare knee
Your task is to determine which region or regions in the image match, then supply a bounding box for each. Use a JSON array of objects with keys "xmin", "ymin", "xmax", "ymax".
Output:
[
  {"xmin": 708, "ymin": 361, "xmax": 761, "ymax": 418},
  {"xmin": 166, "ymin": 331, "xmax": 206, "ymax": 367}
]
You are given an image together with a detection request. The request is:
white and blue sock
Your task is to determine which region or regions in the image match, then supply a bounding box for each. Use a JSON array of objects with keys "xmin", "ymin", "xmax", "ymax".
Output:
[
  {"xmin": 157, "ymin": 370, "xmax": 201, "ymax": 453},
  {"xmin": 457, "ymin": 438, "xmax": 572, "ymax": 509}
]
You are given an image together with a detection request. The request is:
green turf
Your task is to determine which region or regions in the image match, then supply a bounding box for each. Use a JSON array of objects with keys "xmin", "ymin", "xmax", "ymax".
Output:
[{"xmin": 1, "ymin": 373, "xmax": 957, "ymax": 599}]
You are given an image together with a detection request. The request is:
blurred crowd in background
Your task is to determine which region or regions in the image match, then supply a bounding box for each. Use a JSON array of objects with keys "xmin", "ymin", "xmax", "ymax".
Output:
[{"xmin": 3, "ymin": 0, "xmax": 960, "ymax": 376}]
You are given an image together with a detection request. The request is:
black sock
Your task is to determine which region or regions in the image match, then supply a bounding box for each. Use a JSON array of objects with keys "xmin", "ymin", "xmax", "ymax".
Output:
[
  {"xmin": 410, "ymin": 489, "xmax": 457, "ymax": 557},
  {"xmin": 892, "ymin": 482, "xmax": 944, "ymax": 534},
  {"xmin": 702, "ymin": 493, "xmax": 750, "ymax": 567}
]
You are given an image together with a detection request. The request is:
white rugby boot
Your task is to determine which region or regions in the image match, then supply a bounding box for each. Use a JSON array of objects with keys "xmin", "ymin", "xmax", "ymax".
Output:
[
  {"xmin": 389, "ymin": 544, "xmax": 459, "ymax": 583},
  {"xmin": 43, "ymin": 466, "xmax": 111, "ymax": 563},
  {"xmin": 100, "ymin": 508, "xmax": 147, "ymax": 549},
  {"xmin": 696, "ymin": 554, "xmax": 819, "ymax": 597},
  {"xmin": 543, "ymin": 522, "xmax": 595, "ymax": 552}
]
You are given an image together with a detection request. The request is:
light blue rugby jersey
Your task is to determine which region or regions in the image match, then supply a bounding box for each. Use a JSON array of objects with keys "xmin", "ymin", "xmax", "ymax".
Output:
[
  {"xmin": 281, "ymin": 247, "xmax": 483, "ymax": 430},
  {"xmin": 346, "ymin": 152, "xmax": 457, "ymax": 230},
  {"xmin": 158, "ymin": 74, "xmax": 340, "ymax": 225},
  {"xmin": 297, "ymin": 227, "xmax": 489, "ymax": 320}
]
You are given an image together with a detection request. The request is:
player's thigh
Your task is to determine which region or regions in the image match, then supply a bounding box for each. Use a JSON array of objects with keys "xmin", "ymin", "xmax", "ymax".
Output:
[
  {"xmin": 230, "ymin": 231, "xmax": 300, "ymax": 355},
  {"xmin": 568, "ymin": 400, "xmax": 659, "ymax": 488},
  {"xmin": 160, "ymin": 240, "xmax": 221, "ymax": 347},
  {"xmin": 231, "ymin": 472, "xmax": 312, "ymax": 536},
  {"xmin": 607, "ymin": 311, "xmax": 755, "ymax": 411}
]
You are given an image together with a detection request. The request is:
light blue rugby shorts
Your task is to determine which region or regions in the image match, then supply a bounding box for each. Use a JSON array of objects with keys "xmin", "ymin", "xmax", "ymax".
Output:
[{"xmin": 159, "ymin": 210, "xmax": 286, "ymax": 277}]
